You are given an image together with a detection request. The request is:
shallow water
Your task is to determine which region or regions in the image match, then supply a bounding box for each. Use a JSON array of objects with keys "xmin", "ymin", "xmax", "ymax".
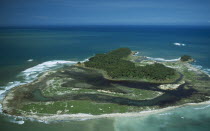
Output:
[
  {"xmin": 114, "ymin": 104, "xmax": 210, "ymax": 131},
  {"xmin": 1, "ymin": 103, "xmax": 210, "ymax": 131}
]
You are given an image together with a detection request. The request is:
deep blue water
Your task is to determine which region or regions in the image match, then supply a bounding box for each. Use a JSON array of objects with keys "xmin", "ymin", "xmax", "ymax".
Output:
[
  {"xmin": 0, "ymin": 25, "xmax": 210, "ymax": 131},
  {"xmin": 1, "ymin": 26, "xmax": 210, "ymax": 65}
]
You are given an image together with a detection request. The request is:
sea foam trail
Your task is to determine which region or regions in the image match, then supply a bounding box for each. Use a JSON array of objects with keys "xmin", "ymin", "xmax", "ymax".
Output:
[{"xmin": 146, "ymin": 57, "xmax": 180, "ymax": 62}]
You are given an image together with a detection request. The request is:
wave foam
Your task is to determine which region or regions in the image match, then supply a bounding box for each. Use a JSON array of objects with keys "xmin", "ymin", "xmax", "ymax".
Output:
[
  {"xmin": 194, "ymin": 105, "xmax": 210, "ymax": 110},
  {"xmin": 0, "ymin": 81, "xmax": 22, "ymax": 100},
  {"xmin": 0, "ymin": 104, "xmax": 2, "ymax": 113},
  {"xmin": 146, "ymin": 57, "xmax": 180, "ymax": 62},
  {"xmin": 0, "ymin": 60, "xmax": 78, "ymax": 114},
  {"xmin": 27, "ymin": 59, "xmax": 33, "ymax": 62},
  {"xmin": 192, "ymin": 64, "xmax": 210, "ymax": 75},
  {"xmin": 81, "ymin": 58, "xmax": 89, "ymax": 62},
  {"xmin": 158, "ymin": 112, "xmax": 173, "ymax": 116},
  {"xmin": 20, "ymin": 60, "xmax": 77, "ymax": 82},
  {"xmin": 173, "ymin": 43, "xmax": 186, "ymax": 46},
  {"xmin": 10, "ymin": 120, "xmax": 25, "ymax": 125},
  {"xmin": 133, "ymin": 51, "xmax": 139, "ymax": 56},
  {"xmin": 9, "ymin": 116, "xmax": 25, "ymax": 124}
]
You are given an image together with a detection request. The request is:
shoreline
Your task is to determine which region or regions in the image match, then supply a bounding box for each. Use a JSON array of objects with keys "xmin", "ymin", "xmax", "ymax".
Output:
[
  {"xmin": 21, "ymin": 100, "xmax": 210, "ymax": 122},
  {"xmin": 1, "ymin": 53, "xmax": 210, "ymax": 122}
]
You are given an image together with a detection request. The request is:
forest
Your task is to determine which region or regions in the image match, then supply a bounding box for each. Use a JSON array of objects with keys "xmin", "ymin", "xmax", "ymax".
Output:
[{"xmin": 84, "ymin": 48, "xmax": 176, "ymax": 81}]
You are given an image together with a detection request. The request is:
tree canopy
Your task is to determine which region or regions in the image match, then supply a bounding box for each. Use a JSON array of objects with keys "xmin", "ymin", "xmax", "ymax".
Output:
[{"xmin": 84, "ymin": 48, "xmax": 176, "ymax": 81}]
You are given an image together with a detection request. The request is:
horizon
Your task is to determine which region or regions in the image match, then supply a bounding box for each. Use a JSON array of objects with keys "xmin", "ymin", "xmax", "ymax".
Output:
[
  {"xmin": 1, "ymin": 0, "xmax": 210, "ymax": 27},
  {"xmin": 1, "ymin": 24, "xmax": 210, "ymax": 29}
]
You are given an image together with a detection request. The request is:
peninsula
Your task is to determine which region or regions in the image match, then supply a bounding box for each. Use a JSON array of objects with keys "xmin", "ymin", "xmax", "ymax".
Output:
[{"xmin": 2, "ymin": 48, "xmax": 210, "ymax": 121}]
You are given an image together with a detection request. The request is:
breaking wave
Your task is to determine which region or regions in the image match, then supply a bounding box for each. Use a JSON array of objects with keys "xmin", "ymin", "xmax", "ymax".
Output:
[
  {"xmin": 19, "ymin": 60, "xmax": 77, "ymax": 82},
  {"xmin": 0, "ymin": 58, "xmax": 210, "ymax": 124},
  {"xmin": 0, "ymin": 60, "xmax": 78, "ymax": 119},
  {"xmin": 146, "ymin": 57, "xmax": 180, "ymax": 62},
  {"xmin": 146, "ymin": 57, "xmax": 210, "ymax": 75},
  {"xmin": 0, "ymin": 59, "xmax": 81, "ymax": 124},
  {"xmin": 192, "ymin": 64, "xmax": 210, "ymax": 75},
  {"xmin": 158, "ymin": 112, "xmax": 173, "ymax": 116},
  {"xmin": 133, "ymin": 51, "xmax": 140, "ymax": 56},
  {"xmin": 173, "ymin": 42, "xmax": 186, "ymax": 46},
  {"xmin": 27, "ymin": 59, "xmax": 34, "ymax": 62},
  {"xmin": 10, "ymin": 119, "xmax": 25, "ymax": 125},
  {"xmin": 194, "ymin": 105, "xmax": 210, "ymax": 110}
]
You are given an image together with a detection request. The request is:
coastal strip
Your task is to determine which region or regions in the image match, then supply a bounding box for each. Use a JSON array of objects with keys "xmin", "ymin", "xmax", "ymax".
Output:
[{"xmin": 23, "ymin": 100, "xmax": 210, "ymax": 122}]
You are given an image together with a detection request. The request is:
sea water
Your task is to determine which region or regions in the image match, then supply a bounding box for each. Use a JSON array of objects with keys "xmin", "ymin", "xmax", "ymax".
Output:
[{"xmin": 0, "ymin": 25, "xmax": 210, "ymax": 131}]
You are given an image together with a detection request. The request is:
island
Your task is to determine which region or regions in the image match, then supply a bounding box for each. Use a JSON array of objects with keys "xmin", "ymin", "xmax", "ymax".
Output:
[{"xmin": 2, "ymin": 48, "xmax": 210, "ymax": 121}]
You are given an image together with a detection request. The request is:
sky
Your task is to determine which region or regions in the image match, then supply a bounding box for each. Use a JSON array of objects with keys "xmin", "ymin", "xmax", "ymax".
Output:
[{"xmin": 0, "ymin": 0, "xmax": 210, "ymax": 26}]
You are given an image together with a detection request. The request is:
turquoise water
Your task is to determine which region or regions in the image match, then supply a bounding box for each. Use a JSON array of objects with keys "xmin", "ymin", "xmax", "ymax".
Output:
[
  {"xmin": 115, "ymin": 104, "xmax": 210, "ymax": 131},
  {"xmin": 0, "ymin": 25, "xmax": 210, "ymax": 131},
  {"xmin": 0, "ymin": 104, "xmax": 210, "ymax": 131}
]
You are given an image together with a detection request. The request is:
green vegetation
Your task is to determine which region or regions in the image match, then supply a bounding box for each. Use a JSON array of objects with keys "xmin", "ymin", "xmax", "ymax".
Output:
[
  {"xmin": 4, "ymin": 48, "xmax": 210, "ymax": 118},
  {"xmin": 19, "ymin": 100, "xmax": 142, "ymax": 115},
  {"xmin": 41, "ymin": 77, "xmax": 161, "ymax": 100},
  {"xmin": 181, "ymin": 55, "xmax": 193, "ymax": 62},
  {"xmin": 84, "ymin": 48, "xmax": 176, "ymax": 81}
]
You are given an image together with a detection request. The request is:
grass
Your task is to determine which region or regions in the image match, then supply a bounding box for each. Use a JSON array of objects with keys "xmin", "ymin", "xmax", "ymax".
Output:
[
  {"xmin": 19, "ymin": 100, "xmax": 143, "ymax": 115},
  {"xmin": 41, "ymin": 76, "xmax": 162, "ymax": 100},
  {"xmin": 42, "ymin": 86, "xmax": 161, "ymax": 101},
  {"xmin": 6, "ymin": 53, "xmax": 210, "ymax": 117},
  {"xmin": 40, "ymin": 67, "xmax": 163, "ymax": 100}
]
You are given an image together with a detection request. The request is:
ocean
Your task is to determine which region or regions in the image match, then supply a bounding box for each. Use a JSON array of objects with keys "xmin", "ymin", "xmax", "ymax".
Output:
[{"xmin": 0, "ymin": 25, "xmax": 210, "ymax": 131}]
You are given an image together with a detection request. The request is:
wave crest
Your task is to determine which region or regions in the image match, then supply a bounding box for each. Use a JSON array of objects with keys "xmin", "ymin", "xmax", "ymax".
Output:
[
  {"xmin": 146, "ymin": 57, "xmax": 180, "ymax": 62},
  {"xmin": 20, "ymin": 60, "xmax": 77, "ymax": 82},
  {"xmin": 173, "ymin": 43, "xmax": 186, "ymax": 46},
  {"xmin": 0, "ymin": 60, "xmax": 78, "ymax": 115},
  {"xmin": 192, "ymin": 64, "xmax": 210, "ymax": 75},
  {"xmin": 194, "ymin": 105, "xmax": 210, "ymax": 110}
]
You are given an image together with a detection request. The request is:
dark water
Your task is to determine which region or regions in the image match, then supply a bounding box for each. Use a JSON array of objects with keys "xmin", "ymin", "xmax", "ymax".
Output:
[
  {"xmin": 30, "ymin": 69, "xmax": 194, "ymax": 107},
  {"xmin": 0, "ymin": 25, "xmax": 210, "ymax": 131}
]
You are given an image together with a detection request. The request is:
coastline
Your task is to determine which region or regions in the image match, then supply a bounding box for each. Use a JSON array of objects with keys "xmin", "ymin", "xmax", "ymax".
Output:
[
  {"xmin": 0, "ymin": 26, "xmax": 209, "ymax": 131},
  {"xmin": 1, "ymin": 52, "xmax": 210, "ymax": 122},
  {"xmin": 21, "ymin": 100, "xmax": 210, "ymax": 122}
]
